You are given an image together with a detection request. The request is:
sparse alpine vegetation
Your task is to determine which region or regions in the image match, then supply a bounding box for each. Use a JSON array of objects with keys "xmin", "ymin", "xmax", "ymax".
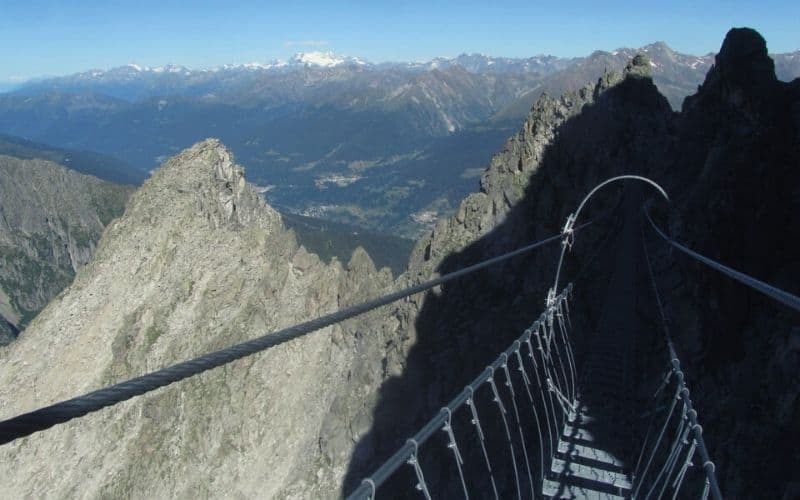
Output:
[{"xmin": 0, "ymin": 153, "xmax": 130, "ymax": 343}]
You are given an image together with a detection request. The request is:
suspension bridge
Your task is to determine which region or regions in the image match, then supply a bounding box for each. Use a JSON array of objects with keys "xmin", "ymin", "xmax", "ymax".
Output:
[{"xmin": 1, "ymin": 176, "xmax": 798, "ymax": 499}]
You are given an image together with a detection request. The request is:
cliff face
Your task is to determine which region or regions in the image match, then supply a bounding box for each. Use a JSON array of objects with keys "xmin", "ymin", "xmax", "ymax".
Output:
[
  {"xmin": 0, "ymin": 140, "xmax": 394, "ymax": 498},
  {"xmin": 343, "ymin": 54, "xmax": 678, "ymax": 494},
  {"xmin": 345, "ymin": 29, "xmax": 799, "ymax": 499},
  {"xmin": 658, "ymin": 28, "xmax": 800, "ymax": 497},
  {"xmin": 0, "ymin": 155, "xmax": 129, "ymax": 343}
]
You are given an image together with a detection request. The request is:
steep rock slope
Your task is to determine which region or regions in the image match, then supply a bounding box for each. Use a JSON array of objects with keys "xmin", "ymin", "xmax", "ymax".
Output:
[
  {"xmin": 346, "ymin": 29, "xmax": 799, "ymax": 499},
  {"xmin": 0, "ymin": 140, "xmax": 395, "ymax": 498},
  {"xmin": 344, "ymin": 54, "xmax": 677, "ymax": 495},
  {"xmin": 655, "ymin": 28, "xmax": 800, "ymax": 498},
  {"xmin": 0, "ymin": 156, "xmax": 129, "ymax": 343}
]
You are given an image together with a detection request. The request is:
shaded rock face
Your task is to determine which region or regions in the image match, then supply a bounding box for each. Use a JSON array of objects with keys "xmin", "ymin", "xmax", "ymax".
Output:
[
  {"xmin": 0, "ymin": 155, "xmax": 130, "ymax": 342},
  {"xmin": 343, "ymin": 57, "xmax": 677, "ymax": 496},
  {"xmin": 0, "ymin": 140, "xmax": 395, "ymax": 498},
  {"xmin": 657, "ymin": 27, "xmax": 800, "ymax": 497},
  {"xmin": 344, "ymin": 29, "xmax": 798, "ymax": 499}
]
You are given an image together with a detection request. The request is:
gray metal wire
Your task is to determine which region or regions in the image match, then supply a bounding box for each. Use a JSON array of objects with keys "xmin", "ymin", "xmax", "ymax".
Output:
[
  {"xmin": 441, "ymin": 407, "xmax": 470, "ymax": 500},
  {"xmin": 671, "ymin": 439, "xmax": 697, "ymax": 500},
  {"xmin": 555, "ymin": 301, "xmax": 577, "ymax": 403},
  {"xmin": 514, "ymin": 347, "xmax": 546, "ymax": 492},
  {"xmin": 347, "ymin": 286, "xmax": 573, "ymax": 500},
  {"xmin": 641, "ymin": 218, "xmax": 723, "ymax": 500},
  {"xmin": 467, "ymin": 389, "xmax": 500, "ymax": 500},
  {"xmin": 551, "ymin": 175, "xmax": 670, "ymax": 301},
  {"xmin": 633, "ymin": 383, "xmax": 682, "ymax": 498},
  {"xmin": 644, "ymin": 204, "xmax": 800, "ymax": 313},
  {"xmin": 488, "ymin": 370, "xmax": 522, "ymax": 500},
  {"xmin": 524, "ymin": 336, "xmax": 557, "ymax": 467},
  {"xmin": 406, "ymin": 439, "xmax": 433, "ymax": 500},
  {"xmin": 501, "ymin": 357, "xmax": 535, "ymax": 499},
  {"xmin": 0, "ymin": 226, "xmax": 587, "ymax": 446}
]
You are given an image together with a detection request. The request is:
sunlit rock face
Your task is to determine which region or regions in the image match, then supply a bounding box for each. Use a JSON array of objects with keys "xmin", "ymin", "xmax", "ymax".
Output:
[{"xmin": 0, "ymin": 139, "xmax": 395, "ymax": 498}]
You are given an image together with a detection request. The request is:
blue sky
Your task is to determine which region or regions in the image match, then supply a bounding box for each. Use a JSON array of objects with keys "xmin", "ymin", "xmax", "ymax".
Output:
[{"xmin": 1, "ymin": 0, "xmax": 798, "ymax": 84}]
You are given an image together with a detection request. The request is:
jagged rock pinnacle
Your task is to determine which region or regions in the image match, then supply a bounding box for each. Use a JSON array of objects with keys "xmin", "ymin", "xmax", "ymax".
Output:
[
  {"xmin": 715, "ymin": 27, "xmax": 775, "ymax": 87},
  {"xmin": 131, "ymin": 138, "xmax": 281, "ymax": 232},
  {"xmin": 624, "ymin": 53, "xmax": 652, "ymax": 79},
  {"xmin": 683, "ymin": 27, "xmax": 780, "ymax": 116}
]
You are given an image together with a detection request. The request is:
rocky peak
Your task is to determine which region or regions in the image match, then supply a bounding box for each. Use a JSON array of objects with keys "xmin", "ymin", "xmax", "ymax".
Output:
[
  {"xmin": 0, "ymin": 138, "xmax": 393, "ymax": 498},
  {"xmin": 715, "ymin": 27, "xmax": 776, "ymax": 88},
  {"xmin": 128, "ymin": 139, "xmax": 280, "ymax": 233},
  {"xmin": 685, "ymin": 27, "xmax": 781, "ymax": 115},
  {"xmin": 624, "ymin": 53, "xmax": 653, "ymax": 79}
]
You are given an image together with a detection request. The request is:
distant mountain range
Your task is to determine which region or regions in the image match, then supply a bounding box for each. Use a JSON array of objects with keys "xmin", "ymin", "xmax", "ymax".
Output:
[
  {"xmin": 2, "ymin": 45, "xmax": 798, "ymax": 236},
  {"xmin": 11, "ymin": 51, "xmax": 571, "ymax": 102},
  {"xmin": 13, "ymin": 47, "xmax": 799, "ymax": 108}
]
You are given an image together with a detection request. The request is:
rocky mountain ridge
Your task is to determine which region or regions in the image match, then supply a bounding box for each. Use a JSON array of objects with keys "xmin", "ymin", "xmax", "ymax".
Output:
[
  {"xmin": 0, "ymin": 140, "xmax": 397, "ymax": 498},
  {"xmin": 0, "ymin": 154, "xmax": 130, "ymax": 344},
  {"xmin": 493, "ymin": 41, "xmax": 800, "ymax": 118},
  {"xmin": 0, "ymin": 133, "xmax": 146, "ymax": 185}
]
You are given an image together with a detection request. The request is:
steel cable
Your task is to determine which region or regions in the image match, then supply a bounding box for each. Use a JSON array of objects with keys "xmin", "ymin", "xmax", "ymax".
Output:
[
  {"xmin": 514, "ymin": 347, "xmax": 546, "ymax": 493},
  {"xmin": 641, "ymin": 215, "xmax": 723, "ymax": 500},
  {"xmin": 501, "ymin": 357, "xmax": 536, "ymax": 499},
  {"xmin": 488, "ymin": 373, "xmax": 522, "ymax": 500},
  {"xmin": 467, "ymin": 390, "xmax": 500, "ymax": 500},
  {"xmin": 0, "ymin": 226, "xmax": 588, "ymax": 446},
  {"xmin": 441, "ymin": 408, "xmax": 470, "ymax": 500},
  {"xmin": 644, "ymin": 205, "xmax": 800, "ymax": 313}
]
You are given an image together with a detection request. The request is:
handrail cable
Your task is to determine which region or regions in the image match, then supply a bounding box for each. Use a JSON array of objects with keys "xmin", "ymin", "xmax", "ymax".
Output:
[
  {"xmin": 641, "ymin": 217, "xmax": 723, "ymax": 500},
  {"xmin": 346, "ymin": 185, "xmax": 619, "ymax": 499},
  {"xmin": 347, "ymin": 285, "xmax": 573, "ymax": 500},
  {"xmin": 644, "ymin": 205, "xmax": 800, "ymax": 313},
  {"xmin": 0, "ymin": 224, "xmax": 590, "ymax": 446}
]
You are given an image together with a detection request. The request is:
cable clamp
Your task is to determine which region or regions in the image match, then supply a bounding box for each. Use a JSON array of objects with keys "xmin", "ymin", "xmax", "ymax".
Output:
[
  {"xmin": 440, "ymin": 407, "xmax": 464, "ymax": 464},
  {"xmin": 405, "ymin": 439, "xmax": 431, "ymax": 498},
  {"xmin": 562, "ymin": 213, "xmax": 576, "ymax": 250},
  {"xmin": 361, "ymin": 478, "xmax": 376, "ymax": 500},
  {"xmin": 546, "ymin": 288, "xmax": 557, "ymax": 308}
]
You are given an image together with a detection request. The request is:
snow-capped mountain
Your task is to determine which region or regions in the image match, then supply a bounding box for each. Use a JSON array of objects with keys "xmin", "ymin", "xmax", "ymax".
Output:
[{"xmin": 290, "ymin": 51, "xmax": 367, "ymax": 67}]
